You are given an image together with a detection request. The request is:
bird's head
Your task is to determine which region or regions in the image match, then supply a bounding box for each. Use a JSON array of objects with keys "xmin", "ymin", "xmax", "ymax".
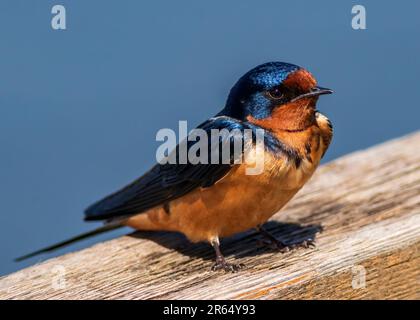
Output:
[{"xmin": 223, "ymin": 62, "xmax": 332, "ymax": 131}]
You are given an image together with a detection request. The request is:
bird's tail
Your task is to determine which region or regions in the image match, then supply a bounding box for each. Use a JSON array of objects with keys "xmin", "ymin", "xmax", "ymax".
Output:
[{"xmin": 15, "ymin": 222, "xmax": 124, "ymax": 262}]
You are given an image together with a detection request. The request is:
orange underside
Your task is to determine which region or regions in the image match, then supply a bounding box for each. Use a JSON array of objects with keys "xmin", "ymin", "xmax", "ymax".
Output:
[{"xmin": 124, "ymin": 114, "xmax": 332, "ymax": 244}]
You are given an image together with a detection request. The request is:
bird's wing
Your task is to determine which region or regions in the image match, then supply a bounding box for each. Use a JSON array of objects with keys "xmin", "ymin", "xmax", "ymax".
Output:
[{"xmin": 84, "ymin": 116, "xmax": 249, "ymax": 221}]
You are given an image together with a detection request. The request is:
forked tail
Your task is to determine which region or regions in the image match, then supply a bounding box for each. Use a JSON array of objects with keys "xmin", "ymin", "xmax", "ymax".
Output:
[{"xmin": 15, "ymin": 222, "xmax": 124, "ymax": 262}]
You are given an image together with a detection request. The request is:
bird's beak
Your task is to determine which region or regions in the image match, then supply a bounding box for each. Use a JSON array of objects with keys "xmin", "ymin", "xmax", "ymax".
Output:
[{"xmin": 291, "ymin": 86, "xmax": 333, "ymax": 102}]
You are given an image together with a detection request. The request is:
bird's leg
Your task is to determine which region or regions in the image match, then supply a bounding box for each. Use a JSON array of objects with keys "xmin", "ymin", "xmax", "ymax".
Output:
[
  {"xmin": 210, "ymin": 237, "xmax": 244, "ymax": 272},
  {"xmin": 256, "ymin": 225, "xmax": 315, "ymax": 252}
]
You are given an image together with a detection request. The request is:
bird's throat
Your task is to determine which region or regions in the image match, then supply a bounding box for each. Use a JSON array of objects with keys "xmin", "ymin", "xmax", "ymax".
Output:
[{"xmin": 247, "ymin": 99, "xmax": 317, "ymax": 132}]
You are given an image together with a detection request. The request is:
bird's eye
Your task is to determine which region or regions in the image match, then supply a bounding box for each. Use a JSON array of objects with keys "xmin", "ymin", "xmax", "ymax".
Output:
[{"xmin": 267, "ymin": 87, "xmax": 284, "ymax": 99}]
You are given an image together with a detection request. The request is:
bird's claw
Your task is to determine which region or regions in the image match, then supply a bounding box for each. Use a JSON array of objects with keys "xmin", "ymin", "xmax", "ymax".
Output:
[
  {"xmin": 211, "ymin": 260, "xmax": 245, "ymax": 273},
  {"xmin": 300, "ymin": 239, "xmax": 316, "ymax": 249},
  {"xmin": 257, "ymin": 238, "xmax": 316, "ymax": 252}
]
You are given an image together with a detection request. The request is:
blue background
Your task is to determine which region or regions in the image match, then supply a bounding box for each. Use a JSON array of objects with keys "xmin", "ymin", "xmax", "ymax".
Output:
[{"xmin": 0, "ymin": 0, "xmax": 419, "ymax": 276}]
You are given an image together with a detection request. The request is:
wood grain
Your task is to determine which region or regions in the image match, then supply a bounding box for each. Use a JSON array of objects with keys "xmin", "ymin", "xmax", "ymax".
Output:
[{"xmin": 1, "ymin": 132, "xmax": 419, "ymax": 300}]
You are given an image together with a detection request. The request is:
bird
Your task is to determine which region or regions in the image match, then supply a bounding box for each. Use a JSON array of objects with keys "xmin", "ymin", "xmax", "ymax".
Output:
[{"xmin": 16, "ymin": 62, "xmax": 333, "ymax": 272}]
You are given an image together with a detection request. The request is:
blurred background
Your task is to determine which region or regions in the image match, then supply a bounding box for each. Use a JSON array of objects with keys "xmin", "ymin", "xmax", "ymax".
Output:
[{"xmin": 0, "ymin": 0, "xmax": 419, "ymax": 276}]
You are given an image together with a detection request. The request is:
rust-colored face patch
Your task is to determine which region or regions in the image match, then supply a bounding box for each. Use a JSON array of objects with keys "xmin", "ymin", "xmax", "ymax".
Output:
[
  {"xmin": 246, "ymin": 69, "xmax": 320, "ymax": 132},
  {"xmin": 247, "ymin": 98, "xmax": 316, "ymax": 132},
  {"xmin": 283, "ymin": 69, "xmax": 317, "ymax": 93}
]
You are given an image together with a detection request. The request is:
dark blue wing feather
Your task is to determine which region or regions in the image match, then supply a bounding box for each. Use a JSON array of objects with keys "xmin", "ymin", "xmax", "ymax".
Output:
[{"xmin": 84, "ymin": 116, "xmax": 248, "ymax": 221}]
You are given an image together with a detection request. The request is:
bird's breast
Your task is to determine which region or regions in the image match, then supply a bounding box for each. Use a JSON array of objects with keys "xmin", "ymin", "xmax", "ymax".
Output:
[{"xmin": 125, "ymin": 118, "xmax": 332, "ymax": 242}]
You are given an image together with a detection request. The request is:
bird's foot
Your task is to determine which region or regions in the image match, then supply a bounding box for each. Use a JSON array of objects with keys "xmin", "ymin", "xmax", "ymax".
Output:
[
  {"xmin": 298, "ymin": 239, "xmax": 316, "ymax": 249},
  {"xmin": 258, "ymin": 238, "xmax": 316, "ymax": 252},
  {"xmin": 257, "ymin": 226, "xmax": 316, "ymax": 252},
  {"xmin": 211, "ymin": 258, "xmax": 245, "ymax": 273}
]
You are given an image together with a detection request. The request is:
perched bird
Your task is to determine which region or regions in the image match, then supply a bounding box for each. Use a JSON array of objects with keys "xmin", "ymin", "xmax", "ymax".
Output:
[{"xmin": 17, "ymin": 62, "xmax": 333, "ymax": 271}]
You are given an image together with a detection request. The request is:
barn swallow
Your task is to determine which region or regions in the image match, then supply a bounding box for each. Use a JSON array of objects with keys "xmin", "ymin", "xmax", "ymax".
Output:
[{"xmin": 17, "ymin": 62, "xmax": 333, "ymax": 272}]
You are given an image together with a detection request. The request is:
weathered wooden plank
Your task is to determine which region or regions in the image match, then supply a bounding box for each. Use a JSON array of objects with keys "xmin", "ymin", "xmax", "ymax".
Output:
[{"xmin": 1, "ymin": 132, "xmax": 419, "ymax": 300}]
